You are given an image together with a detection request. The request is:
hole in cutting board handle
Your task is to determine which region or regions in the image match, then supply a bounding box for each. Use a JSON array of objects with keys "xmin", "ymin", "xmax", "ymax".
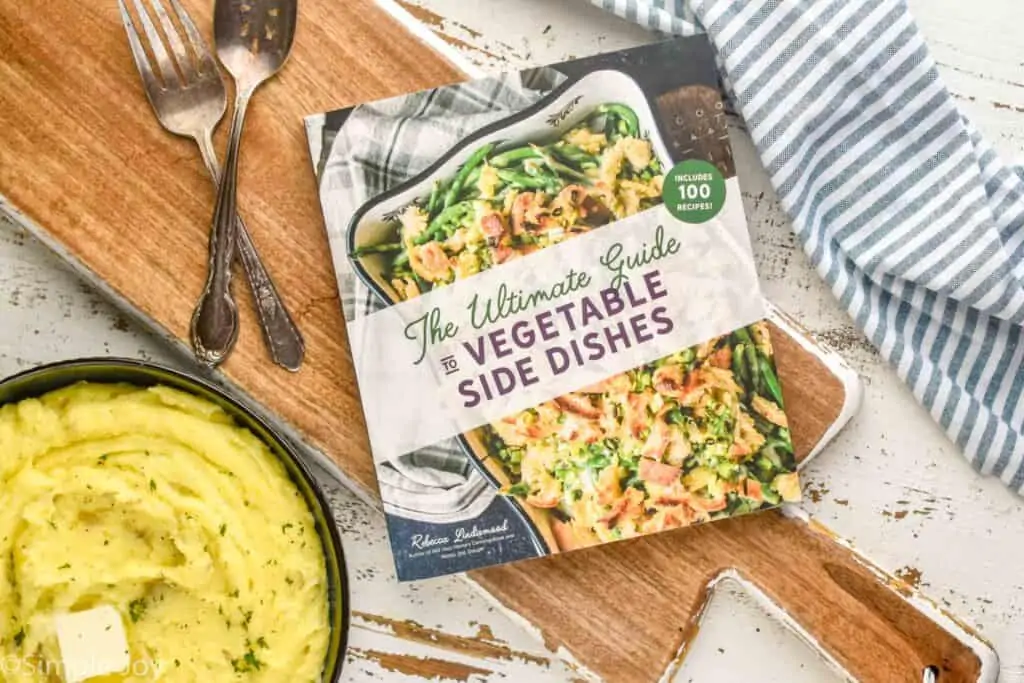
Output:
[{"xmin": 924, "ymin": 665, "xmax": 940, "ymax": 682}]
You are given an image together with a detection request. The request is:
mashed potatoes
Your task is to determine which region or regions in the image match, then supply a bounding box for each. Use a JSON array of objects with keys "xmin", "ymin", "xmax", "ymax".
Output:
[{"xmin": 0, "ymin": 383, "xmax": 330, "ymax": 682}]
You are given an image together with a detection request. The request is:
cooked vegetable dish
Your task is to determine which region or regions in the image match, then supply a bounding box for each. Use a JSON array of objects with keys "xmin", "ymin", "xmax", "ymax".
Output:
[
  {"xmin": 353, "ymin": 103, "xmax": 665, "ymax": 299},
  {"xmin": 353, "ymin": 104, "xmax": 798, "ymax": 548},
  {"xmin": 487, "ymin": 323, "xmax": 799, "ymax": 547}
]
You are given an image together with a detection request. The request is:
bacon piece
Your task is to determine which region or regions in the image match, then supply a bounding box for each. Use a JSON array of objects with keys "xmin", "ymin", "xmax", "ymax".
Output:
[
  {"xmin": 410, "ymin": 242, "xmax": 452, "ymax": 281},
  {"xmin": 511, "ymin": 192, "xmax": 539, "ymax": 234},
  {"xmin": 708, "ymin": 346, "xmax": 733, "ymax": 369},
  {"xmin": 641, "ymin": 420, "xmax": 671, "ymax": 459},
  {"xmin": 624, "ymin": 392, "xmax": 651, "ymax": 439},
  {"xmin": 480, "ymin": 212, "xmax": 507, "ymax": 243},
  {"xmin": 689, "ymin": 494, "xmax": 728, "ymax": 513},
  {"xmin": 639, "ymin": 458, "xmax": 682, "ymax": 487},
  {"xmin": 730, "ymin": 442, "xmax": 752, "ymax": 458},
  {"xmin": 600, "ymin": 487, "xmax": 644, "ymax": 525},
  {"xmin": 653, "ymin": 364, "xmax": 686, "ymax": 397},
  {"xmin": 555, "ymin": 393, "xmax": 602, "ymax": 419},
  {"xmin": 741, "ymin": 478, "xmax": 764, "ymax": 503}
]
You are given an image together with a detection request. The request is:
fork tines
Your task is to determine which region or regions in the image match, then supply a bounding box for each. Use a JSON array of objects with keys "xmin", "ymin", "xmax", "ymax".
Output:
[{"xmin": 118, "ymin": 0, "xmax": 218, "ymax": 90}]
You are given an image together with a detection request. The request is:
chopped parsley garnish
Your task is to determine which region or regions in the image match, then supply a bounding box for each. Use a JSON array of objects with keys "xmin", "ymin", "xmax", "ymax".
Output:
[
  {"xmin": 97, "ymin": 454, "xmax": 109, "ymax": 465},
  {"xmin": 219, "ymin": 523, "xmax": 227, "ymax": 536},
  {"xmin": 149, "ymin": 479, "xmax": 157, "ymax": 492},
  {"xmin": 231, "ymin": 648, "xmax": 264, "ymax": 673},
  {"xmin": 13, "ymin": 627, "xmax": 25, "ymax": 647},
  {"xmin": 128, "ymin": 598, "xmax": 148, "ymax": 623},
  {"xmin": 58, "ymin": 563, "xmax": 71, "ymax": 570}
]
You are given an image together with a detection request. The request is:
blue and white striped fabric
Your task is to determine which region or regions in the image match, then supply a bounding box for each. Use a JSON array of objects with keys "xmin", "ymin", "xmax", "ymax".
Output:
[{"xmin": 595, "ymin": 0, "xmax": 1024, "ymax": 491}]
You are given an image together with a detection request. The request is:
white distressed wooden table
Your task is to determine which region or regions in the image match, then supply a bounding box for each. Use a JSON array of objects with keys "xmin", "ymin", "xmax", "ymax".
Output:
[{"xmin": 2, "ymin": 1, "xmax": 1023, "ymax": 681}]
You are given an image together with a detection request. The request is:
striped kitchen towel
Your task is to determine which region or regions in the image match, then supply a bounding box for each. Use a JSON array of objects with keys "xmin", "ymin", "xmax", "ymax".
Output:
[{"xmin": 595, "ymin": 0, "xmax": 1024, "ymax": 490}]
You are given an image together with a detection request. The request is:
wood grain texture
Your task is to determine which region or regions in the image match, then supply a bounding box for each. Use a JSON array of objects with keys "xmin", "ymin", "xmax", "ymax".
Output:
[
  {"xmin": 0, "ymin": 3, "xmax": 983, "ymax": 682},
  {"xmin": 655, "ymin": 84, "xmax": 736, "ymax": 178},
  {"xmin": 770, "ymin": 321, "xmax": 846, "ymax": 459},
  {"xmin": 0, "ymin": 0, "xmax": 462, "ymax": 495}
]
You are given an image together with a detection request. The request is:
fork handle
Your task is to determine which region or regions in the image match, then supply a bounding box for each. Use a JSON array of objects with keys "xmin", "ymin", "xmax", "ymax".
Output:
[
  {"xmin": 197, "ymin": 131, "xmax": 305, "ymax": 371},
  {"xmin": 190, "ymin": 91, "xmax": 249, "ymax": 366}
]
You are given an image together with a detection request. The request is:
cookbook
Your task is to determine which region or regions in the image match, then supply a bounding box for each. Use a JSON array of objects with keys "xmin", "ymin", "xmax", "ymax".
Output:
[{"xmin": 304, "ymin": 36, "xmax": 800, "ymax": 581}]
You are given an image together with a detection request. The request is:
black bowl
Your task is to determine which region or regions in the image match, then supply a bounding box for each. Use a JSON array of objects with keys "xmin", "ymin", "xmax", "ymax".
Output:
[{"xmin": 0, "ymin": 358, "xmax": 350, "ymax": 681}]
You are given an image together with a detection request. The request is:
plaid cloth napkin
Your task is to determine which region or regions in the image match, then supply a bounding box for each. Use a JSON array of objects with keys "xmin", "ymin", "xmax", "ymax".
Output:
[
  {"xmin": 309, "ymin": 68, "xmax": 566, "ymax": 523},
  {"xmin": 596, "ymin": 0, "xmax": 1024, "ymax": 491}
]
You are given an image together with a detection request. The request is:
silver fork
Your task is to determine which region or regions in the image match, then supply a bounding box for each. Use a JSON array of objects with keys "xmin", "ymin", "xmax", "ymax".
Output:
[{"xmin": 118, "ymin": 0, "xmax": 304, "ymax": 371}]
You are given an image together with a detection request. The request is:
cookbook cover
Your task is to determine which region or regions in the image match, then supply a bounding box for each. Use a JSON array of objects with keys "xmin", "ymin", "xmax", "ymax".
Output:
[{"xmin": 304, "ymin": 36, "xmax": 800, "ymax": 581}]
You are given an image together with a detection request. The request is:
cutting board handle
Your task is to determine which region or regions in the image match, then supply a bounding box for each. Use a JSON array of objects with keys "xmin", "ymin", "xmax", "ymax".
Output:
[
  {"xmin": 652, "ymin": 84, "xmax": 736, "ymax": 178},
  {"xmin": 725, "ymin": 512, "xmax": 995, "ymax": 683}
]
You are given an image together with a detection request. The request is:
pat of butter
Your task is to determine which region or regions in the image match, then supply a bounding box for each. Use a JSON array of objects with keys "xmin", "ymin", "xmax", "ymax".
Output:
[{"xmin": 55, "ymin": 606, "xmax": 130, "ymax": 682}]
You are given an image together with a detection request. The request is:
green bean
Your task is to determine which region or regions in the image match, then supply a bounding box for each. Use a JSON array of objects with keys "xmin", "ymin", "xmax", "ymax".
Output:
[
  {"xmin": 490, "ymin": 146, "xmax": 543, "ymax": 168},
  {"xmin": 458, "ymin": 166, "xmax": 484, "ymax": 200},
  {"xmin": 414, "ymin": 202, "xmax": 472, "ymax": 244},
  {"xmin": 391, "ymin": 250, "xmax": 410, "ymax": 268},
  {"xmin": 426, "ymin": 180, "xmax": 442, "ymax": 216},
  {"xmin": 604, "ymin": 115, "xmax": 618, "ymax": 141},
  {"xmin": 413, "ymin": 228, "xmax": 441, "ymax": 246},
  {"xmin": 763, "ymin": 435, "xmax": 794, "ymax": 458},
  {"xmin": 732, "ymin": 342, "xmax": 750, "ymax": 389},
  {"xmin": 759, "ymin": 354, "xmax": 785, "ymax": 406},
  {"xmin": 598, "ymin": 103, "xmax": 640, "ymax": 137},
  {"xmin": 550, "ymin": 144, "xmax": 598, "ymax": 167},
  {"xmin": 522, "ymin": 158, "xmax": 546, "ymax": 177},
  {"xmin": 352, "ymin": 242, "xmax": 404, "ymax": 256},
  {"xmin": 444, "ymin": 143, "xmax": 494, "ymax": 209},
  {"xmin": 458, "ymin": 185, "xmax": 481, "ymax": 202},
  {"xmin": 534, "ymin": 147, "xmax": 591, "ymax": 183},
  {"xmin": 464, "ymin": 166, "xmax": 482, "ymax": 189},
  {"xmin": 734, "ymin": 327, "xmax": 755, "ymax": 347},
  {"xmin": 496, "ymin": 169, "xmax": 559, "ymax": 191},
  {"xmin": 751, "ymin": 412, "xmax": 776, "ymax": 437},
  {"xmin": 745, "ymin": 343, "xmax": 762, "ymax": 395}
]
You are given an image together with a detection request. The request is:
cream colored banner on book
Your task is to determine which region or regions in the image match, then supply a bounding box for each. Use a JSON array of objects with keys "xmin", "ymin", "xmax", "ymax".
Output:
[{"xmin": 349, "ymin": 181, "xmax": 766, "ymax": 462}]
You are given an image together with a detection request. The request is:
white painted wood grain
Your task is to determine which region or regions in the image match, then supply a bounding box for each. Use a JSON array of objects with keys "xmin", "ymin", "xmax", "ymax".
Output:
[{"xmin": 2, "ymin": 0, "xmax": 1023, "ymax": 680}]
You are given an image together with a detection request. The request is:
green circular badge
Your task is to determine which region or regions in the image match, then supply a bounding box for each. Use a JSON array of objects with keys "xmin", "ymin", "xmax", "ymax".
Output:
[{"xmin": 663, "ymin": 159, "xmax": 726, "ymax": 224}]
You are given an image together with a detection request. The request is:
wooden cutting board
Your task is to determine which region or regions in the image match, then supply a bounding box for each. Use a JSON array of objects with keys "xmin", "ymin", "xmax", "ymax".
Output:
[{"xmin": 0, "ymin": 1, "xmax": 995, "ymax": 681}]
